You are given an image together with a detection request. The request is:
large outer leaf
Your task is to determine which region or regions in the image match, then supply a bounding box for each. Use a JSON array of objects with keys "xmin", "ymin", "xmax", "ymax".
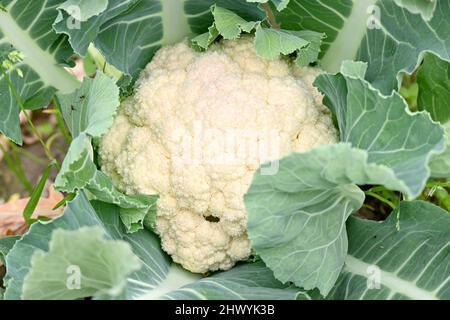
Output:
[
  {"xmin": 3, "ymin": 192, "xmax": 105, "ymax": 299},
  {"xmin": 159, "ymin": 262, "xmax": 311, "ymax": 300},
  {"xmin": 272, "ymin": 0, "xmax": 450, "ymax": 94},
  {"xmin": 4, "ymin": 194, "xmax": 311, "ymax": 300},
  {"xmin": 3, "ymin": 193, "xmax": 147, "ymax": 300},
  {"xmin": 92, "ymin": 201, "xmax": 310, "ymax": 301},
  {"xmin": 328, "ymin": 201, "xmax": 450, "ymax": 300},
  {"xmin": 0, "ymin": 0, "xmax": 79, "ymax": 144},
  {"xmin": 315, "ymin": 61, "xmax": 445, "ymax": 198},
  {"xmin": 22, "ymin": 227, "xmax": 141, "ymax": 300},
  {"xmin": 245, "ymin": 61, "xmax": 445, "ymax": 296},
  {"xmin": 53, "ymin": 0, "xmax": 133, "ymax": 63}
]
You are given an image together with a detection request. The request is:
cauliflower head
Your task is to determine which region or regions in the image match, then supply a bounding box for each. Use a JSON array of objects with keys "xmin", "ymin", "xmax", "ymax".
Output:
[{"xmin": 99, "ymin": 36, "xmax": 338, "ymax": 273}]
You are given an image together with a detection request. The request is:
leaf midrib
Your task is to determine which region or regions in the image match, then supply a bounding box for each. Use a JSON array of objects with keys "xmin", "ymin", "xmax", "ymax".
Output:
[
  {"xmin": 0, "ymin": 7, "xmax": 79, "ymax": 94},
  {"xmin": 344, "ymin": 254, "xmax": 438, "ymax": 300}
]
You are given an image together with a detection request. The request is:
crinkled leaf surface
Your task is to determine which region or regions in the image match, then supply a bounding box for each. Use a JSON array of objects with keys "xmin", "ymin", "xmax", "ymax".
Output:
[
  {"xmin": 185, "ymin": 0, "xmax": 266, "ymax": 35},
  {"xmin": 22, "ymin": 227, "xmax": 141, "ymax": 300},
  {"xmin": 245, "ymin": 61, "xmax": 445, "ymax": 295},
  {"xmin": 272, "ymin": 0, "xmax": 450, "ymax": 94},
  {"xmin": 55, "ymin": 73, "xmax": 157, "ymax": 232},
  {"xmin": 210, "ymin": 4, "xmax": 259, "ymax": 39},
  {"xmin": 254, "ymin": 25, "xmax": 309, "ymax": 59},
  {"xmin": 58, "ymin": 72, "xmax": 119, "ymax": 138},
  {"xmin": 192, "ymin": 5, "xmax": 323, "ymax": 66},
  {"xmin": 53, "ymin": 0, "xmax": 265, "ymax": 80},
  {"xmin": 0, "ymin": 0, "xmax": 79, "ymax": 144},
  {"xmin": 315, "ymin": 61, "xmax": 445, "ymax": 197},
  {"xmin": 328, "ymin": 201, "xmax": 450, "ymax": 300}
]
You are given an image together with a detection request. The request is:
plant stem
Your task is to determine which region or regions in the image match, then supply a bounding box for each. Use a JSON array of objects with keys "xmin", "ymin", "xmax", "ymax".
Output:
[
  {"xmin": 262, "ymin": 3, "xmax": 280, "ymax": 29},
  {"xmin": 52, "ymin": 97, "xmax": 72, "ymax": 145},
  {"xmin": 0, "ymin": 64, "xmax": 60, "ymax": 170},
  {"xmin": 364, "ymin": 191, "xmax": 396, "ymax": 210}
]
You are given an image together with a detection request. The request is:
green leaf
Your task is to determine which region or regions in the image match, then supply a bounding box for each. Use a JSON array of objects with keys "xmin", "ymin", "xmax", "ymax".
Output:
[
  {"xmin": 53, "ymin": 0, "xmax": 265, "ymax": 83},
  {"xmin": 2, "ymin": 193, "xmax": 144, "ymax": 300},
  {"xmin": 273, "ymin": 0, "xmax": 450, "ymax": 94},
  {"xmin": 315, "ymin": 61, "xmax": 446, "ymax": 198},
  {"xmin": 57, "ymin": 0, "xmax": 109, "ymax": 22},
  {"xmin": 55, "ymin": 133, "xmax": 158, "ymax": 233},
  {"xmin": 3, "ymin": 192, "xmax": 102, "ymax": 299},
  {"xmin": 55, "ymin": 73, "xmax": 157, "ymax": 232},
  {"xmin": 58, "ymin": 72, "xmax": 120, "ymax": 138},
  {"xmin": 246, "ymin": 143, "xmax": 403, "ymax": 295},
  {"xmin": 191, "ymin": 24, "xmax": 220, "ymax": 50},
  {"xmin": 0, "ymin": 0, "xmax": 80, "ymax": 144},
  {"xmin": 22, "ymin": 227, "xmax": 141, "ymax": 300},
  {"xmin": 54, "ymin": 133, "xmax": 97, "ymax": 192},
  {"xmin": 22, "ymin": 161, "xmax": 56, "ymax": 225},
  {"xmin": 85, "ymin": 170, "xmax": 159, "ymax": 233},
  {"xmin": 393, "ymin": 0, "xmax": 437, "ymax": 20},
  {"xmin": 211, "ymin": 4, "xmax": 259, "ymax": 39},
  {"xmin": 53, "ymin": 0, "xmax": 133, "ymax": 57},
  {"xmin": 328, "ymin": 201, "xmax": 450, "ymax": 300},
  {"xmin": 186, "ymin": 0, "xmax": 266, "ymax": 35},
  {"xmin": 429, "ymin": 122, "xmax": 450, "ymax": 179},
  {"xmin": 157, "ymin": 262, "xmax": 311, "ymax": 300},
  {"xmin": 246, "ymin": 0, "xmax": 291, "ymax": 12},
  {"xmin": 92, "ymin": 201, "xmax": 312, "ymax": 300},
  {"xmin": 254, "ymin": 25, "xmax": 309, "ymax": 59},
  {"xmin": 245, "ymin": 61, "xmax": 446, "ymax": 295},
  {"xmin": 292, "ymin": 30, "xmax": 326, "ymax": 67},
  {"xmin": 3, "ymin": 195, "xmax": 313, "ymax": 300},
  {"xmin": 193, "ymin": 5, "xmax": 323, "ymax": 65},
  {"xmin": 417, "ymin": 54, "xmax": 450, "ymax": 124},
  {"xmin": 0, "ymin": 236, "xmax": 20, "ymax": 264}
]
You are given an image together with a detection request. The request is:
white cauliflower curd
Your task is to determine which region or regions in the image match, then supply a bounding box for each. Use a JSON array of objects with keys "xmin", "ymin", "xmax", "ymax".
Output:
[{"xmin": 99, "ymin": 36, "xmax": 337, "ymax": 273}]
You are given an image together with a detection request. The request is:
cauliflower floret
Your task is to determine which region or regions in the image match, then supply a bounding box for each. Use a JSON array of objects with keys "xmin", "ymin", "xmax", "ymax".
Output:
[{"xmin": 99, "ymin": 36, "xmax": 337, "ymax": 273}]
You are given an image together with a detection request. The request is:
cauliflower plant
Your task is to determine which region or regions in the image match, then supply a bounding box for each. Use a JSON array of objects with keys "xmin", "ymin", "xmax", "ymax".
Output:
[{"xmin": 99, "ymin": 36, "xmax": 337, "ymax": 273}]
